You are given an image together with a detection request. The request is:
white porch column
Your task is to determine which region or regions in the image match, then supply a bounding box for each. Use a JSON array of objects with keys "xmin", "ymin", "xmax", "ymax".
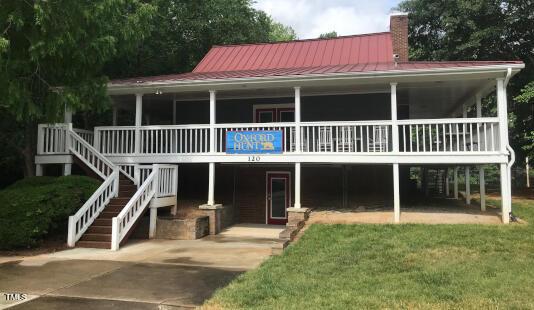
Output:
[
  {"xmin": 36, "ymin": 164, "xmax": 43, "ymax": 176},
  {"xmin": 461, "ymin": 103, "xmax": 471, "ymax": 205},
  {"xmin": 207, "ymin": 90, "xmax": 216, "ymax": 205},
  {"xmin": 134, "ymin": 94, "xmax": 143, "ymax": 154},
  {"xmin": 476, "ymin": 94, "xmax": 486, "ymax": 211},
  {"xmin": 445, "ymin": 169, "xmax": 450, "ymax": 197},
  {"xmin": 63, "ymin": 164, "xmax": 72, "ymax": 176},
  {"xmin": 64, "ymin": 105, "xmax": 73, "ymax": 123},
  {"xmin": 479, "ymin": 167, "xmax": 486, "ymax": 211},
  {"xmin": 294, "ymin": 162, "xmax": 301, "ymax": 208},
  {"xmin": 393, "ymin": 163, "xmax": 400, "ymax": 223},
  {"xmin": 112, "ymin": 106, "xmax": 118, "ymax": 126},
  {"xmin": 391, "ymin": 83, "xmax": 400, "ymax": 222},
  {"xmin": 64, "ymin": 106, "xmax": 73, "ymax": 175},
  {"xmin": 208, "ymin": 162, "xmax": 215, "ymax": 205},
  {"xmin": 465, "ymin": 166, "xmax": 471, "ymax": 205},
  {"xmin": 172, "ymin": 98, "xmax": 177, "ymax": 124},
  {"xmin": 209, "ymin": 90, "xmax": 216, "ymax": 152},
  {"xmin": 500, "ymin": 163, "xmax": 511, "ymax": 223},
  {"xmin": 497, "ymin": 78, "xmax": 510, "ymax": 152},
  {"xmin": 453, "ymin": 167, "xmax": 459, "ymax": 199},
  {"xmin": 294, "ymin": 87, "xmax": 301, "ymax": 152},
  {"xmin": 149, "ymin": 208, "xmax": 157, "ymax": 239},
  {"xmin": 390, "ymin": 83, "xmax": 399, "ymax": 152},
  {"xmin": 527, "ymin": 157, "xmax": 530, "ymax": 188},
  {"xmin": 497, "ymin": 78, "xmax": 512, "ymax": 222}
]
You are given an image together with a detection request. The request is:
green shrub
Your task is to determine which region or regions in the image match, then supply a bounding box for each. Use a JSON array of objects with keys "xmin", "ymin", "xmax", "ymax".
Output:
[{"xmin": 0, "ymin": 175, "xmax": 100, "ymax": 249}]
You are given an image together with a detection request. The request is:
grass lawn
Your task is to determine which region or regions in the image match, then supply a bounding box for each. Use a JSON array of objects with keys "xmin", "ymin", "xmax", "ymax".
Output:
[{"xmin": 205, "ymin": 196, "xmax": 534, "ymax": 309}]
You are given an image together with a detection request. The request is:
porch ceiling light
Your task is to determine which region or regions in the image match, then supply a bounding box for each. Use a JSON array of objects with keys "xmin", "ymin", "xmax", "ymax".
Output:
[{"xmin": 155, "ymin": 89, "xmax": 163, "ymax": 95}]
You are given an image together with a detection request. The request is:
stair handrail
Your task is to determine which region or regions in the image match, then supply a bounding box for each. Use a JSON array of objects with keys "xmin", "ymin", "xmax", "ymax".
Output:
[
  {"xmin": 68, "ymin": 125, "xmax": 116, "ymax": 179},
  {"xmin": 65, "ymin": 124, "xmax": 122, "ymax": 247},
  {"xmin": 67, "ymin": 168, "xmax": 120, "ymax": 247},
  {"xmin": 111, "ymin": 165, "xmax": 159, "ymax": 250}
]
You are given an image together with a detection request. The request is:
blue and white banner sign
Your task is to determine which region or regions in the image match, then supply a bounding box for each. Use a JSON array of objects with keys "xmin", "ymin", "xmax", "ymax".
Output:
[{"xmin": 226, "ymin": 130, "xmax": 283, "ymax": 154}]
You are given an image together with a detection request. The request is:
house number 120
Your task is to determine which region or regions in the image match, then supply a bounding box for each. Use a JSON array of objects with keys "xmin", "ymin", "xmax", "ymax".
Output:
[{"xmin": 248, "ymin": 156, "xmax": 260, "ymax": 162}]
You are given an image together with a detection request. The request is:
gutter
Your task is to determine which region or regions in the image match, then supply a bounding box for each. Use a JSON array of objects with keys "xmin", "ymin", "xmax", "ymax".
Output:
[{"xmin": 107, "ymin": 63, "xmax": 525, "ymax": 95}]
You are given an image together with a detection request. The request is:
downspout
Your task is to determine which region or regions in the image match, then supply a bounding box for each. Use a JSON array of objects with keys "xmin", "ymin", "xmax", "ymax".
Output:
[{"xmin": 504, "ymin": 67, "xmax": 517, "ymax": 221}]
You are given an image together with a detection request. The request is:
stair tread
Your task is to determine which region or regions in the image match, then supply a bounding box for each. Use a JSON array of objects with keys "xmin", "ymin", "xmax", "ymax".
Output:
[{"xmin": 77, "ymin": 240, "xmax": 111, "ymax": 249}]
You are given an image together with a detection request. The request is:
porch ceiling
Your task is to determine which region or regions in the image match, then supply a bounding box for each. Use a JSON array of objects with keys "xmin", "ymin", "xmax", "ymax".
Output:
[{"xmin": 112, "ymin": 77, "xmax": 495, "ymax": 119}]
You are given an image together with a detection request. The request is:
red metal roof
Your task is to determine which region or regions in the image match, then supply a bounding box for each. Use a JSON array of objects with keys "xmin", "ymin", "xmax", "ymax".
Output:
[
  {"xmin": 110, "ymin": 61, "xmax": 523, "ymax": 85},
  {"xmin": 193, "ymin": 32, "xmax": 394, "ymax": 73}
]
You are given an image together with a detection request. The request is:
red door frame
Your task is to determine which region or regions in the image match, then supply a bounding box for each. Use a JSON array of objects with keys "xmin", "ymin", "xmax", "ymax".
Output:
[
  {"xmin": 266, "ymin": 172, "xmax": 290, "ymax": 225},
  {"xmin": 255, "ymin": 108, "xmax": 276, "ymax": 123},
  {"xmin": 255, "ymin": 107, "xmax": 295, "ymax": 123},
  {"xmin": 277, "ymin": 108, "xmax": 295, "ymax": 122}
]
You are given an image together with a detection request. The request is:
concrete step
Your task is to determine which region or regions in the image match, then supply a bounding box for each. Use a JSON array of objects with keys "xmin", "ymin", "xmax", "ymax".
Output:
[
  {"xmin": 86, "ymin": 225, "xmax": 112, "ymax": 234},
  {"xmin": 80, "ymin": 233, "xmax": 111, "ymax": 242},
  {"xmin": 77, "ymin": 240, "xmax": 111, "ymax": 249},
  {"xmin": 271, "ymin": 240, "xmax": 289, "ymax": 256}
]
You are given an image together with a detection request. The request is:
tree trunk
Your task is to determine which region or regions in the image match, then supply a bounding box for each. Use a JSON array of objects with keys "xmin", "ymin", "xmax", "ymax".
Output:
[{"xmin": 21, "ymin": 121, "xmax": 36, "ymax": 177}]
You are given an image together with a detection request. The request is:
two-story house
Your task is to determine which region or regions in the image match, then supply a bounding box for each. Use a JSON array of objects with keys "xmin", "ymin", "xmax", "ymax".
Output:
[{"xmin": 35, "ymin": 13, "xmax": 524, "ymax": 250}]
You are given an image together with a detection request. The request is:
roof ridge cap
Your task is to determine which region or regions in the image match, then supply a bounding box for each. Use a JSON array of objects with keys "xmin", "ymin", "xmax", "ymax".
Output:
[{"xmin": 210, "ymin": 31, "xmax": 392, "ymax": 48}]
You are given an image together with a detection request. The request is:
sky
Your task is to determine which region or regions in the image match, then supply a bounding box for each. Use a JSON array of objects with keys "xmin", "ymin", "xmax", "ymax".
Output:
[{"xmin": 253, "ymin": 0, "xmax": 403, "ymax": 39}]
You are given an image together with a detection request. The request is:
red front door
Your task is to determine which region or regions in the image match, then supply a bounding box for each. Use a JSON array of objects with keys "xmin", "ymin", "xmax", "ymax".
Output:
[{"xmin": 267, "ymin": 172, "xmax": 290, "ymax": 224}]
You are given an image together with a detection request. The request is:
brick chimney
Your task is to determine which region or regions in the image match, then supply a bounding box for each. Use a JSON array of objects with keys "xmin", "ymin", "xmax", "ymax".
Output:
[{"xmin": 390, "ymin": 12, "xmax": 409, "ymax": 62}]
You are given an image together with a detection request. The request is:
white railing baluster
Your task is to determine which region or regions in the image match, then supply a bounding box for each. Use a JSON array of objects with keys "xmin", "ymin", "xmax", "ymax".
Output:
[{"xmin": 392, "ymin": 118, "xmax": 499, "ymax": 154}]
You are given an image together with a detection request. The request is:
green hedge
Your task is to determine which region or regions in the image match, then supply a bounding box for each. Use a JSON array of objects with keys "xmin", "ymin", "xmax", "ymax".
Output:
[{"xmin": 0, "ymin": 175, "xmax": 100, "ymax": 249}]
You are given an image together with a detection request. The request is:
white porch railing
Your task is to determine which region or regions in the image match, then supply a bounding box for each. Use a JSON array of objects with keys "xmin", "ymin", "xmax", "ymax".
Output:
[
  {"xmin": 398, "ymin": 118, "xmax": 500, "ymax": 153},
  {"xmin": 300, "ymin": 121, "xmax": 392, "ymax": 153},
  {"xmin": 95, "ymin": 127, "xmax": 136, "ymax": 155},
  {"xmin": 40, "ymin": 118, "xmax": 503, "ymax": 159},
  {"xmin": 155, "ymin": 165, "xmax": 178, "ymax": 197},
  {"xmin": 119, "ymin": 164, "xmax": 135, "ymax": 180},
  {"xmin": 37, "ymin": 124, "xmax": 95, "ymax": 155},
  {"xmin": 141, "ymin": 126, "xmax": 211, "ymax": 154},
  {"xmin": 37, "ymin": 124, "xmax": 69, "ymax": 154},
  {"xmin": 136, "ymin": 165, "xmax": 154, "ymax": 184},
  {"xmin": 73, "ymin": 128, "xmax": 94, "ymax": 145}
]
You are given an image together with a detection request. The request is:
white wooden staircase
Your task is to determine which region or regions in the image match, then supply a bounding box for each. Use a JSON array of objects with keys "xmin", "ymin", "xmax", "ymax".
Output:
[{"xmin": 39, "ymin": 124, "xmax": 177, "ymax": 250}]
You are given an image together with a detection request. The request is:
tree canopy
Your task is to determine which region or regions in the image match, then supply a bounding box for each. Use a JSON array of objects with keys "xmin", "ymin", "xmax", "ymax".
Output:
[
  {"xmin": 319, "ymin": 31, "xmax": 338, "ymax": 39},
  {"xmin": 0, "ymin": 0, "xmax": 295, "ymax": 181},
  {"xmin": 106, "ymin": 0, "xmax": 292, "ymax": 79},
  {"xmin": 398, "ymin": 0, "xmax": 534, "ymax": 159},
  {"xmin": 269, "ymin": 19, "xmax": 298, "ymax": 42},
  {"xmin": 0, "ymin": 0, "xmax": 156, "ymax": 176}
]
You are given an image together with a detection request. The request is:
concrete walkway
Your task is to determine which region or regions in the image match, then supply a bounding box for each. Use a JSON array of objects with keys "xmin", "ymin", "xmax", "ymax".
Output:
[{"xmin": 0, "ymin": 225, "xmax": 282, "ymax": 309}]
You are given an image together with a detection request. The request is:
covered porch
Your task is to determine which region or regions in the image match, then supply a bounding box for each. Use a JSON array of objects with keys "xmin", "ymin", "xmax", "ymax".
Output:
[{"xmin": 35, "ymin": 63, "xmax": 520, "ymax": 225}]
